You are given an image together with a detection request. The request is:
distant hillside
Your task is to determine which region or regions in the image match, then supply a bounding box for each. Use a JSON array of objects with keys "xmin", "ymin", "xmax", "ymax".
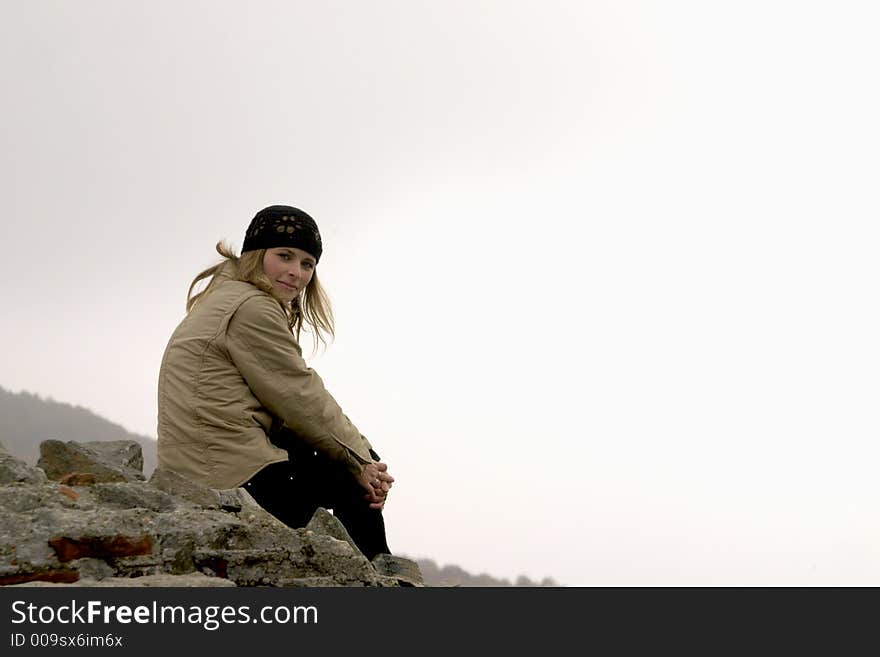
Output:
[
  {"xmin": 410, "ymin": 558, "xmax": 560, "ymax": 587},
  {"xmin": 0, "ymin": 386, "xmax": 157, "ymax": 475}
]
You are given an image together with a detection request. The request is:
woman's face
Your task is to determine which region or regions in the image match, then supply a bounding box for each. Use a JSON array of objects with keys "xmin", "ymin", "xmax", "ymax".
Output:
[{"xmin": 262, "ymin": 247, "xmax": 316, "ymax": 302}]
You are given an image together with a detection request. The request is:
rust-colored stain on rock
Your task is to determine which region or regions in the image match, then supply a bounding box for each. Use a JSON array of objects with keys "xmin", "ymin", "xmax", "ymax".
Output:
[
  {"xmin": 59, "ymin": 472, "xmax": 98, "ymax": 486},
  {"xmin": 0, "ymin": 569, "xmax": 80, "ymax": 585},
  {"xmin": 48, "ymin": 535, "xmax": 153, "ymax": 562},
  {"xmin": 58, "ymin": 485, "xmax": 79, "ymax": 501},
  {"xmin": 198, "ymin": 557, "xmax": 229, "ymax": 579}
]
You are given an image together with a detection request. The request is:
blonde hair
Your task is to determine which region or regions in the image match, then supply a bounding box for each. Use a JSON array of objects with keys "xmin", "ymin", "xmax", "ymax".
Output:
[{"xmin": 186, "ymin": 241, "xmax": 335, "ymax": 351}]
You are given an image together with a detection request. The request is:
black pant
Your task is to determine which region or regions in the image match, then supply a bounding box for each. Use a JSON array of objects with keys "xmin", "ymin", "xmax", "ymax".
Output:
[{"xmin": 243, "ymin": 434, "xmax": 390, "ymax": 561}]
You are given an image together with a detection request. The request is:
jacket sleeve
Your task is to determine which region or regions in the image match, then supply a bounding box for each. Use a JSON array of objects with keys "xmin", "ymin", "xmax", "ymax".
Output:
[{"xmin": 225, "ymin": 294, "xmax": 373, "ymax": 478}]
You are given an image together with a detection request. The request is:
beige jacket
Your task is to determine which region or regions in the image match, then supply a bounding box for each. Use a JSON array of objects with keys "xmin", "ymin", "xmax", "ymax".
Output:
[{"xmin": 157, "ymin": 275, "xmax": 373, "ymax": 489}]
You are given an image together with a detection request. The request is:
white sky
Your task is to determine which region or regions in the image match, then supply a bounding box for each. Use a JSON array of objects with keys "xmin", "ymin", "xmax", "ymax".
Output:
[{"xmin": 1, "ymin": 0, "xmax": 878, "ymax": 586}]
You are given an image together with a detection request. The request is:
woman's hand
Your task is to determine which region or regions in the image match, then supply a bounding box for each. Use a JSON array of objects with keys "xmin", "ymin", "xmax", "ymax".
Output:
[{"xmin": 357, "ymin": 461, "xmax": 394, "ymax": 510}]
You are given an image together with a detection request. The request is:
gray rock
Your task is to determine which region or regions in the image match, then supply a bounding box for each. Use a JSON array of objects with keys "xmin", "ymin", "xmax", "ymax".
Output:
[
  {"xmin": 217, "ymin": 488, "xmax": 243, "ymax": 512},
  {"xmin": 7, "ymin": 537, "xmax": 56, "ymax": 568},
  {"xmin": 82, "ymin": 440, "xmax": 144, "ymax": 474},
  {"xmin": 306, "ymin": 507, "xmax": 359, "ymax": 555},
  {"xmin": 372, "ymin": 554, "xmax": 425, "ymax": 587},
  {"xmin": 37, "ymin": 440, "xmax": 144, "ymax": 483},
  {"xmin": 59, "ymin": 472, "xmax": 98, "ymax": 486},
  {"xmin": 0, "ymin": 443, "xmax": 400, "ymax": 587},
  {"xmin": 233, "ymin": 488, "xmax": 289, "ymax": 526},
  {"xmin": 277, "ymin": 576, "xmax": 342, "ymax": 587},
  {"xmin": 0, "ymin": 486, "xmax": 47, "ymax": 513},
  {"xmin": 0, "ymin": 451, "xmax": 47, "ymax": 485},
  {"xmin": 191, "ymin": 532, "xmax": 390, "ymax": 587},
  {"xmin": 9, "ymin": 573, "xmax": 237, "ymax": 587},
  {"xmin": 69, "ymin": 558, "xmax": 115, "ymax": 581},
  {"xmin": 148, "ymin": 467, "xmax": 221, "ymax": 508},
  {"xmin": 92, "ymin": 573, "xmax": 236, "ymax": 587},
  {"xmin": 90, "ymin": 482, "xmax": 176, "ymax": 512}
]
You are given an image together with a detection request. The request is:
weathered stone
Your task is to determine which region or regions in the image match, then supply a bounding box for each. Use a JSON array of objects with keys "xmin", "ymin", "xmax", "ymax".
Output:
[
  {"xmin": 5, "ymin": 537, "xmax": 56, "ymax": 568},
  {"xmin": 82, "ymin": 440, "xmax": 144, "ymax": 474},
  {"xmin": 84, "ymin": 573, "xmax": 236, "ymax": 587},
  {"xmin": 8, "ymin": 573, "xmax": 236, "ymax": 587},
  {"xmin": 37, "ymin": 440, "xmax": 144, "ymax": 483},
  {"xmin": 105, "ymin": 554, "xmax": 164, "ymax": 578},
  {"xmin": 59, "ymin": 472, "xmax": 97, "ymax": 486},
  {"xmin": 148, "ymin": 467, "xmax": 221, "ymax": 508},
  {"xmin": 0, "ymin": 487, "xmax": 45, "ymax": 513},
  {"xmin": 70, "ymin": 558, "xmax": 115, "ymax": 581},
  {"xmin": 90, "ymin": 482, "xmax": 176, "ymax": 512},
  {"xmin": 234, "ymin": 487, "xmax": 290, "ymax": 526},
  {"xmin": 278, "ymin": 576, "xmax": 342, "ymax": 587},
  {"xmin": 0, "ymin": 451, "xmax": 47, "ymax": 485},
  {"xmin": 58, "ymin": 485, "xmax": 78, "ymax": 501},
  {"xmin": 0, "ymin": 569, "xmax": 80, "ymax": 586},
  {"xmin": 0, "ymin": 484, "xmax": 90, "ymax": 519},
  {"xmin": 217, "ymin": 488, "xmax": 243, "ymax": 512},
  {"xmin": 49, "ymin": 535, "xmax": 153, "ymax": 562},
  {"xmin": 306, "ymin": 507, "xmax": 359, "ymax": 554},
  {"xmin": 192, "ymin": 538, "xmax": 385, "ymax": 587},
  {"xmin": 297, "ymin": 533, "xmax": 387, "ymax": 586},
  {"xmin": 372, "ymin": 554, "xmax": 425, "ymax": 587},
  {"xmin": 0, "ymin": 440, "xmax": 402, "ymax": 587}
]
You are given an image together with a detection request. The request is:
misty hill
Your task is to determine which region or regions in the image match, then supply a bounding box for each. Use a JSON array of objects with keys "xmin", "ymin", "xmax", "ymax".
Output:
[
  {"xmin": 0, "ymin": 386, "xmax": 158, "ymax": 475},
  {"xmin": 411, "ymin": 558, "xmax": 559, "ymax": 587}
]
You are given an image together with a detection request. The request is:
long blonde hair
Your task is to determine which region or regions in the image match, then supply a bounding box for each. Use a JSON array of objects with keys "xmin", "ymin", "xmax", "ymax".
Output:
[{"xmin": 186, "ymin": 241, "xmax": 335, "ymax": 350}]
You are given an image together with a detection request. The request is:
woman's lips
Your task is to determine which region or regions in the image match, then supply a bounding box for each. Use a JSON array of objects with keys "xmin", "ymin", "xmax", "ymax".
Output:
[{"xmin": 277, "ymin": 281, "xmax": 297, "ymax": 291}]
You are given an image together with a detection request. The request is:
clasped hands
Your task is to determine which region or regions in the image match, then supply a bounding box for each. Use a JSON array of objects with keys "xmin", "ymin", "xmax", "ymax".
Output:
[{"xmin": 357, "ymin": 461, "xmax": 394, "ymax": 510}]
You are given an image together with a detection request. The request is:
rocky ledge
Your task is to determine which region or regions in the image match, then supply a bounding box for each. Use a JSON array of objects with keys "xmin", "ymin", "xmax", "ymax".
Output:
[{"xmin": 0, "ymin": 439, "xmax": 422, "ymax": 587}]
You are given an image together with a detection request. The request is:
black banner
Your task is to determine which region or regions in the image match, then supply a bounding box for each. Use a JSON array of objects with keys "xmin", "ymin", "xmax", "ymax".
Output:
[{"xmin": 0, "ymin": 586, "xmax": 872, "ymax": 654}]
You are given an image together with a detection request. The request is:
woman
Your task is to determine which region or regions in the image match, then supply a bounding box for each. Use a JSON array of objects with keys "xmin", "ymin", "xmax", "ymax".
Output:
[{"xmin": 157, "ymin": 205, "xmax": 393, "ymax": 560}]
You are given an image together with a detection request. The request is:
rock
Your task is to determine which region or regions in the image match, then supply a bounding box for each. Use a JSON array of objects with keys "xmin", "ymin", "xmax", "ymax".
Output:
[
  {"xmin": 0, "ymin": 486, "xmax": 54, "ymax": 513},
  {"xmin": 49, "ymin": 535, "xmax": 153, "ymax": 563},
  {"xmin": 372, "ymin": 554, "xmax": 425, "ymax": 587},
  {"xmin": 217, "ymin": 488, "xmax": 243, "ymax": 512},
  {"xmin": 0, "ymin": 569, "xmax": 80, "ymax": 586},
  {"xmin": 69, "ymin": 558, "xmax": 115, "ymax": 581},
  {"xmin": 306, "ymin": 507, "xmax": 359, "ymax": 554},
  {"xmin": 148, "ymin": 467, "xmax": 221, "ymax": 508},
  {"xmin": 85, "ymin": 573, "xmax": 237, "ymax": 587},
  {"xmin": 0, "ymin": 439, "xmax": 403, "ymax": 588},
  {"xmin": 90, "ymin": 482, "xmax": 176, "ymax": 512},
  {"xmin": 59, "ymin": 472, "xmax": 97, "ymax": 486},
  {"xmin": 58, "ymin": 485, "xmax": 78, "ymax": 501},
  {"xmin": 0, "ymin": 450, "xmax": 47, "ymax": 485},
  {"xmin": 277, "ymin": 576, "xmax": 341, "ymax": 587},
  {"xmin": 233, "ymin": 487, "xmax": 289, "ymax": 526},
  {"xmin": 81, "ymin": 440, "xmax": 144, "ymax": 473},
  {"xmin": 3, "ymin": 535, "xmax": 55, "ymax": 568},
  {"xmin": 9, "ymin": 573, "xmax": 236, "ymax": 587},
  {"xmin": 37, "ymin": 440, "xmax": 144, "ymax": 483}
]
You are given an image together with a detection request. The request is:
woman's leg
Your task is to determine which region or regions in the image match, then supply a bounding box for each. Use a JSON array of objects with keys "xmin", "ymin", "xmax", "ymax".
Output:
[
  {"xmin": 242, "ymin": 459, "xmax": 320, "ymax": 529},
  {"xmin": 244, "ymin": 440, "xmax": 391, "ymax": 560},
  {"xmin": 303, "ymin": 450, "xmax": 391, "ymax": 560}
]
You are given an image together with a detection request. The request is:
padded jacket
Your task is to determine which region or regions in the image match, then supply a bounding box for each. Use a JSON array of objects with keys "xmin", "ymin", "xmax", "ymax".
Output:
[{"xmin": 157, "ymin": 273, "xmax": 373, "ymax": 489}]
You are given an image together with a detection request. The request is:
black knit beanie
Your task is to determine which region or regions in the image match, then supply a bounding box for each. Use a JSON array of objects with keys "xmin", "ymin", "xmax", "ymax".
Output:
[{"xmin": 241, "ymin": 205, "xmax": 323, "ymax": 262}]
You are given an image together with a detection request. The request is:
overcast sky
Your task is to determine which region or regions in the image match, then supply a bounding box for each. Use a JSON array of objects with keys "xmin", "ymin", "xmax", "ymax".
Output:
[{"xmin": 1, "ymin": 1, "xmax": 878, "ymax": 586}]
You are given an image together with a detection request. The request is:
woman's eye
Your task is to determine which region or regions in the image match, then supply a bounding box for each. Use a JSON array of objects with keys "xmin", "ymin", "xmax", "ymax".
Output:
[{"xmin": 279, "ymin": 254, "xmax": 289, "ymax": 260}]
